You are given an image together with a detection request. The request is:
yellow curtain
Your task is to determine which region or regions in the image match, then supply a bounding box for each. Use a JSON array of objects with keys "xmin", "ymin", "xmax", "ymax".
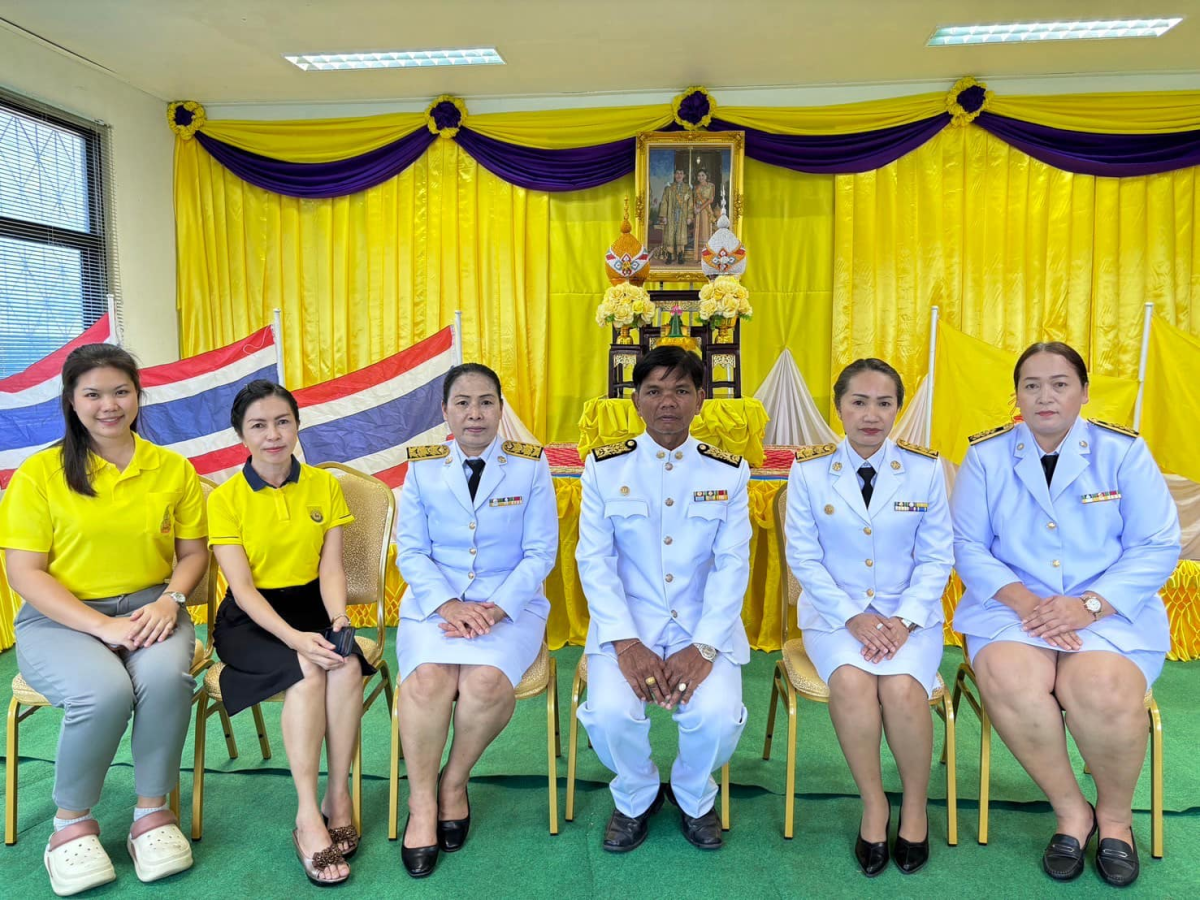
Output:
[
  {"xmin": 175, "ymin": 138, "xmax": 553, "ymax": 438},
  {"xmin": 1142, "ymin": 318, "xmax": 1200, "ymax": 483},
  {"xmin": 990, "ymin": 90, "xmax": 1200, "ymax": 134},
  {"xmin": 832, "ymin": 125, "xmax": 1200, "ymax": 418},
  {"xmin": 202, "ymin": 112, "xmax": 427, "ymax": 161},
  {"xmin": 575, "ymin": 397, "xmax": 769, "ymax": 465}
]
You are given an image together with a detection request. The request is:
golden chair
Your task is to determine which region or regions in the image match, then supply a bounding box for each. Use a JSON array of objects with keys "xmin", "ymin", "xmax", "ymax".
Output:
[
  {"xmin": 952, "ymin": 652, "xmax": 1163, "ymax": 857},
  {"xmin": 760, "ymin": 485, "xmax": 958, "ymax": 842},
  {"xmin": 5, "ymin": 478, "xmax": 222, "ymax": 845},
  {"xmin": 565, "ymin": 654, "xmax": 732, "ymax": 831},
  {"xmin": 387, "ymin": 641, "xmax": 562, "ymax": 838},
  {"xmin": 191, "ymin": 463, "xmax": 396, "ymax": 840}
]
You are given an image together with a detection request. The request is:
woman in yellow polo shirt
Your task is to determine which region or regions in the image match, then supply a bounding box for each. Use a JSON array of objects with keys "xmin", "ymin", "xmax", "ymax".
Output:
[
  {"xmin": 0, "ymin": 344, "xmax": 207, "ymax": 897},
  {"xmin": 208, "ymin": 380, "xmax": 372, "ymax": 887}
]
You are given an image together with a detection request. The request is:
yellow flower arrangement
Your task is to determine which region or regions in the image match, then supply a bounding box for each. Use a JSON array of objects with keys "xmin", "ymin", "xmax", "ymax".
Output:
[
  {"xmin": 596, "ymin": 282, "xmax": 654, "ymax": 328},
  {"xmin": 697, "ymin": 275, "xmax": 752, "ymax": 328}
]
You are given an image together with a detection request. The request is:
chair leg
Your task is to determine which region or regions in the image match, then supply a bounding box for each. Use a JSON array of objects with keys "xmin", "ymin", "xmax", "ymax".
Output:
[
  {"xmin": 191, "ymin": 692, "xmax": 210, "ymax": 841},
  {"xmin": 1149, "ymin": 701, "xmax": 1164, "ymax": 859},
  {"xmin": 941, "ymin": 693, "xmax": 958, "ymax": 846},
  {"xmin": 250, "ymin": 704, "xmax": 272, "ymax": 760},
  {"xmin": 565, "ymin": 667, "xmax": 585, "ymax": 822},
  {"xmin": 546, "ymin": 658, "xmax": 559, "ymax": 835},
  {"xmin": 217, "ymin": 704, "xmax": 239, "ymax": 760},
  {"xmin": 5, "ymin": 698, "xmax": 20, "ymax": 846},
  {"xmin": 351, "ymin": 725, "xmax": 363, "ymax": 837},
  {"xmin": 377, "ymin": 659, "xmax": 395, "ymax": 723},
  {"xmin": 169, "ymin": 780, "xmax": 181, "ymax": 820},
  {"xmin": 720, "ymin": 763, "xmax": 730, "ymax": 832},
  {"xmin": 388, "ymin": 688, "xmax": 401, "ymax": 841},
  {"xmin": 978, "ymin": 705, "xmax": 992, "ymax": 846},
  {"xmin": 782, "ymin": 673, "xmax": 799, "ymax": 840},
  {"xmin": 762, "ymin": 664, "xmax": 781, "ymax": 760}
]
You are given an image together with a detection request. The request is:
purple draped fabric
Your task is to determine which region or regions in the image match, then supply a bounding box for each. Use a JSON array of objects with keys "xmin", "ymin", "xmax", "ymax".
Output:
[
  {"xmin": 454, "ymin": 128, "xmax": 636, "ymax": 191},
  {"xmin": 195, "ymin": 129, "xmax": 435, "ymax": 198},
  {"xmin": 975, "ymin": 112, "xmax": 1200, "ymax": 177},
  {"xmin": 709, "ymin": 116, "xmax": 950, "ymax": 174}
]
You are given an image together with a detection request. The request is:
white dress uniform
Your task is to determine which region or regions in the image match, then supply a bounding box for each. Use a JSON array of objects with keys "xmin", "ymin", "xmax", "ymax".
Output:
[
  {"xmin": 951, "ymin": 417, "xmax": 1181, "ymax": 688},
  {"xmin": 785, "ymin": 437, "xmax": 952, "ymax": 696},
  {"xmin": 395, "ymin": 436, "xmax": 558, "ymax": 686},
  {"xmin": 575, "ymin": 434, "xmax": 752, "ymax": 820}
]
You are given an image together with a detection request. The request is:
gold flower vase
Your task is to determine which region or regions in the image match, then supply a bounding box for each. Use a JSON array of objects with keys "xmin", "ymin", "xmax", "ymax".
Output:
[
  {"xmin": 616, "ymin": 324, "xmax": 633, "ymax": 345},
  {"xmin": 714, "ymin": 319, "xmax": 735, "ymax": 343}
]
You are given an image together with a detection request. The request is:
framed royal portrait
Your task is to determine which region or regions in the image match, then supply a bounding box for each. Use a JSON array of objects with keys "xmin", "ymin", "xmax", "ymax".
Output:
[{"xmin": 634, "ymin": 130, "xmax": 745, "ymax": 283}]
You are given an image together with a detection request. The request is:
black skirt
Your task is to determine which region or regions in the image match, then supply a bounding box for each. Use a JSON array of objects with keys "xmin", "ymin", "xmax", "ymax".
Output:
[{"xmin": 212, "ymin": 579, "xmax": 375, "ymax": 717}]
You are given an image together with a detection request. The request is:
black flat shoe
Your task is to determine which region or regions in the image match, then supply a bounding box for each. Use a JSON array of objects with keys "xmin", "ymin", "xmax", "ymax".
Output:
[
  {"xmin": 1096, "ymin": 829, "xmax": 1139, "ymax": 888},
  {"xmin": 893, "ymin": 810, "xmax": 930, "ymax": 875},
  {"xmin": 436, "ymin": 768, "xmax": 471, "ymax": 853},
  {"xmin": 400, "ymin": 816, "xmax": 439, "ymax": 879},
  {"xmin": 1042, "ymin": 805, "xmax": 1097, "ymax": 882},
  {"xmin": 602, "ymin": 787, "xmax": 665, "ymax": 853},
  {"xmin": 663, "ymin": 784, "xmax": 723, "ymax": 850},
  {"xmin": 855, "ymin": 810, "xmax": 891, "ymax": 877}
]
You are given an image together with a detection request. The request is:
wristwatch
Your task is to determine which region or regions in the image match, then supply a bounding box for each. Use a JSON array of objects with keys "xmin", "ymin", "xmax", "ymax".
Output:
[
  {"xmin": 165, "ymin": 591, "xmax": 187, "ymax": 606},
  {"xmin": 899, "ymin": 617, "xmax": 918, "ymax": 633},
  {"xmin": 693, "ymin": 643, "xmax": 717, "ymax": 661},
  {"xmin": 1081, "ymin": 592, "xmax": 1103, "ymax": 621}
]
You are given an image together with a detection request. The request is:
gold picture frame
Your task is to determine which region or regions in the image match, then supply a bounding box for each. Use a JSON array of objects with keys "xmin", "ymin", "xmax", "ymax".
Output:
[{"xmin": 635, "ymin": 130, "xmax": 745, "ymax": 284}]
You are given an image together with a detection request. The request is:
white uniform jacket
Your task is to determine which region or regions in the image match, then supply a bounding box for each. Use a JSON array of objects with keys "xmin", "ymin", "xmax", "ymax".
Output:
[
  {"xmin": 576, "ymin": 435, "xmax": 753, "ymax": 662},
  {"xmin": 396, "ymin": 437, "xmax": 558, "ymax": 623},
  {"xmin": 786, "ymin": 438, "xmax": 953, "ymax": 633},
  {"xmin": 951, "ymin": 417, "xmax": 1181, "ymax": 653}
]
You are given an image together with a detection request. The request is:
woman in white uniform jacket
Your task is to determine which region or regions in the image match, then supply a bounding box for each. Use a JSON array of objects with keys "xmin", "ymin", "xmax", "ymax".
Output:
[
  {"xmin": 394, "ymin": 363, "xmax": 558, "ymax": 878},
  {"xmin": 951, "ymin": 342, "xmax": 1180, "ymax": 888},
  {"xmin": 786, "ymin": 358, "xmax": 951, "ymax": 877}
]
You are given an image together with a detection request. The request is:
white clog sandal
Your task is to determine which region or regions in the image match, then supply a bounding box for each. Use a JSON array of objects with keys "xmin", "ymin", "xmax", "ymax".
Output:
[
  {"xmin": 44, "ymin": 820, "xmax": 116, "ymax": 897},
  {"xmin": 125, "ymin": 809, "xmax": 193, "ymax": 883}
]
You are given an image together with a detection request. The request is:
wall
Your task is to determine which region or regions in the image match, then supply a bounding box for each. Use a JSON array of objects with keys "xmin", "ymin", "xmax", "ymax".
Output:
[{"xmin": 0, "ymin": 23, "xmax": 177, "ymax": 364}]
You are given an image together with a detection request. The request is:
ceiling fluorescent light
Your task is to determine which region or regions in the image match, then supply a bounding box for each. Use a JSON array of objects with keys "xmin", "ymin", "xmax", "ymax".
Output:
[
  {"xmin": 928, "ymin": 18, "xmax": 1183, "ymax": 46},
  {"xmin": 284, "ymin": 48, "xmax": 505, "ymax": 71}
]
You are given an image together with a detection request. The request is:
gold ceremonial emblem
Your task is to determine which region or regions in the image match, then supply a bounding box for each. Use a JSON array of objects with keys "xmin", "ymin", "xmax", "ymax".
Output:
[
  {"xmin": 502, "ymin": 440, "xmax": 544, "ymax": 460},
  {"xmin": 832, "ymin": 461, "xmax": 843, "ymax": 472},
  {"xmin": 309, "ymin": 507, "xmax": 324, "ymax": 524},
  {"xmin": 891, "ymin": 460, "xmax": 901, "ymax": 470},
  {"xmin": 895, "ymin": 438, "xmax": 938, "ymax": 459},
  {"xmin": 824, "ymin": 504, "xmax": 835, "ymax": 515},
  {"xmin": 497, "ymin": 455, "xmax": 507, "ymax": 464},
  {"xmin": 1080, "ymin": 440, "xmax": 1088, "ymax": 448},
  {"xmin": 968, "ymin": 422, "xmax": 1015, "ymax": 445}
]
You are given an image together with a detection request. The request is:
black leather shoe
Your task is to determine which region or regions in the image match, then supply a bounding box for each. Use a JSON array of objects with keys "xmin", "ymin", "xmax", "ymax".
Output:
[
  {"xmin": 893, "ymin": 810, "xmax": 930, "ymax": 875},
  {"xmin": 1096, "ymin": 830, "xmax": 1140, "ymax": 888},
  {"xmin": 436, "ymin": 768, "xmax": 471, "ymax": 853},
  {"xmin": 400, "ymin": 816, "xmax": 439, "ymax": 879},
  {"xmin": 1042, "ymin": 806, "xmax": 1097, "ymax": 882},
  {"xmin": 602, "ymin": 787, "xmax": 665, "ymax": 853},
  {"xmin": 678, "ymin": 808, "xmax": 723, "ymax": 850},
  {"xmin": 855, "ymin": 811, "xmax": 891, "ymax": 877}
]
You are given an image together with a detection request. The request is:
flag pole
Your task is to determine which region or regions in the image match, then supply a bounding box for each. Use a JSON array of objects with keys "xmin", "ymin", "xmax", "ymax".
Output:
[
  {"xmin": 924, "ymin": 305, "xmax": 939, "ymax": 442},
  {"xmin": 272, "ymin": 308, "xmax": 286, "ymax": 387},
  {"xmin": 1133, "ymin": 301, "xmax": 1154, "ymax": 431},
  {"xmin": 453, "ymin": 310, "xmax": 464, "ymax": 365},
  {"xmin": 107, "ymin": 293, "xmax": 122, "ymax": 346}
]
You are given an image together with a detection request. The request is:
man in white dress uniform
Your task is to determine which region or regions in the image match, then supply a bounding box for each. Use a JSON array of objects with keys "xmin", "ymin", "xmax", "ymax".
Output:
[{"xmin": 576, "ymin": 346, "xmax": 752, "ymax": 852}]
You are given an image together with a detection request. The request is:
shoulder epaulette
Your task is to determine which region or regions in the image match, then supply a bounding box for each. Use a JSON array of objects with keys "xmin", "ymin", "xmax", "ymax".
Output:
[
  {"xmin": 592, "ymin": 439, "xmax": 636, "ymax": 462},
  {"xmin": 1089, "ymin": 419, "xmax": 1138, "ymax": 438},
  {"xmin": 501, "ymin": 440, "xmax": 544, "ymax": 460},
  {"xmin": 407, "ymin": 444, "xmax": 450, "ymax": 461},
  {"xmin": 895, "ymin": 438, "xmax": 938, "ymax": 459},
  {"xmin": 968, "ymin": 423, "xmax": 1015, "ymax": 445},
  {"xmin": 794, "ymin": 443, "xmax": 836, "ymax": 462},
  {"xmin": 698, "ymin": 443, "xmax": 743, "ymax": 468}
]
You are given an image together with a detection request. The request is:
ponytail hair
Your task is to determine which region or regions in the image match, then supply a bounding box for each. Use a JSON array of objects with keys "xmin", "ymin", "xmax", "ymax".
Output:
[{"xmin": 58, "ymin": 344, "xmax": 142, "ymax": 496}]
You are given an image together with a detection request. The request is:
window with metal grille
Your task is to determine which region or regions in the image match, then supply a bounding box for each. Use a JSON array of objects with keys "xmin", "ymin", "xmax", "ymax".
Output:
[{"xmin": 0, "ymin": 91, "xmax": 119, "ymax": 378}]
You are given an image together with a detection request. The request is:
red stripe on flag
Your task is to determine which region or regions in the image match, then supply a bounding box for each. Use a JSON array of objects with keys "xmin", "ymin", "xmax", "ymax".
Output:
[
  {"xmin": 372, "ymin": 461, "xmax": 409, "ymax": 488},
  {"xmin": 0, "ymin": 468, "xmax": 15, "ymax": 489},
  {"xmin": 0, "ymin": 316, "xmax": 112, "ymax": 392},
  {"xmin": 293, "ymin": 327, "xmax": 453, "ymax": 407},
  {"xmin": 140, "ymin": 326, "xmax": 275, "ymax": 387},
  {"xmin": 188, "ymin": 443, "xmax": 248, "ymax": 475}
]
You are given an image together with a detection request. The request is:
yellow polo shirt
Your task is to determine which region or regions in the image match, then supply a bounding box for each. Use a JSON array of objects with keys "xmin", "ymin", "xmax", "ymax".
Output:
[
  {"xmin": 0, "ymin": 435, "xmax": 207, "ymax": 600},
  {"xmin": 207, "ymin": 458, "xmax": 354, "ymax": 590}
]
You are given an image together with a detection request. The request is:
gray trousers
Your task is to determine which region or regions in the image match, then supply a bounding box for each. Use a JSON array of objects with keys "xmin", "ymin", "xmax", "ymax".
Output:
[{"xmin": 15, "ymin": 585, "xmax": 195, "ymax": 811}]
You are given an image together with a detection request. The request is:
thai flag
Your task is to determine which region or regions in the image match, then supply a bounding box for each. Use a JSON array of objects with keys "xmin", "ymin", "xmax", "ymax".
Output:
[
  {"xmin": 137, "ymin": 326, "xmax": 278, "ymax": 484},
  {"xmin": 0, "ymin": 314, "xmax": 117, "ymax": 489},
  {"xmin": 294, "ymin": 326, "xmax": 455, "ymax": 490}
]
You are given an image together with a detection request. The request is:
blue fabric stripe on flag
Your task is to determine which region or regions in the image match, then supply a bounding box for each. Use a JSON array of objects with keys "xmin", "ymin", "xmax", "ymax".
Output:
[
  {"xmin": 137, "ymin": 364, "xmax": 277, "ymax": 446},
  {"xmin": 298, "ymin": 374, "xmax": 445, "ymax": 466},
  {"xmin": 0, "ymin": 396, "xmax": 62, "ymax": 452}
]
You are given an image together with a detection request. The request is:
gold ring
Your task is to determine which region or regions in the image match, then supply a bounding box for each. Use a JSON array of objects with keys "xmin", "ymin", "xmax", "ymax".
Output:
[
  {"xmin": 677, "ymin": 682, "xmax": 688, "ymax": 692},
  {"xmin": 645, "ymin": 676, "xmax": 657, "ymax": 686}
]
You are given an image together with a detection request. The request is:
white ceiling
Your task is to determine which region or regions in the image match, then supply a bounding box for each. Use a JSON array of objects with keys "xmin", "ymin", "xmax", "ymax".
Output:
[{"xmin": 2, "ymin": 0, "xmax": 1199, "ymax": 106}]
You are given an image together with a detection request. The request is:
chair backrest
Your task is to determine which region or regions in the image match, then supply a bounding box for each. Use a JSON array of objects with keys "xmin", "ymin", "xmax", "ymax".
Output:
[
  {"xmin": 772, "ymin": 484, "xmax": 802, "ymax": 647},
  {"xmin": 182, "ymin": 477, "xmax": 219, "ymax": 650},
  {"xmin": 316, "ymin": 462, "xmax": 396, "ymax": 651}
]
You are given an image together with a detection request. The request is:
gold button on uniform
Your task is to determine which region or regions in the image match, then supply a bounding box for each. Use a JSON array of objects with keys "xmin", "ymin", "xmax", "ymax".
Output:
[
  {"xmin": 469, "ymin": 522, "xmax": 476, "ymax": 530},
  {"xmin": 665, "ymin": 463, "xmax": 674, "ymax": 471},
  {"xmin": 866, "ymin": 589, "xmax": 875, "ymax": 598},
  {"xmin": 620, "ymin": 486, "xmax": 630, "ymax": 495},
  {"xmin": 1047, "ymin": 522, "xmax": 1057, "ymax": 530},
  {"xmin": 469, "ymin": 547, "xmax": 477, "ymax": 555},
  {"xmin": 468, "ymin": 572, "xmax": 476, "ymax": 580},
  {"xmin": 674, "ymin": 451, "xmax": 683, "ymax": 460},
  {"xmin": 865, "ymin": 559, "xmax": 874, "ymax": 568},
  {"xmin": 671, "ymin": 610, "xmax": 679, "ymax": 618},
  {"xmin": 665, "ymin": 574, "xmax": 674, "ymax": 583},
  {"xmin": 657, "ymin": 451, "xmax": 666, "ymax": 459},
  {"xmin": 863, "ymin": 526, "xmax": 872, "ymax": 535},
  {"xmin": 824, "ymin": 504, "xmax": 835, "ymax": 515},
  {"xmin": 664, "ymin": 536, "xmax": 673, "ymax": 545},
  {"xmin": 1052, "ymin": 559, "xmax": 1061, "ymax": 568},
  {"xmin": 1080, "ymin": 440, "xmax": 1088, "ymax": 448},
  {"xmin": 665, "ymin": 498, "xmax": 674, "ymax": 507},
  {"xmin": 1017, "ymin": 443, "xmax": 1025, "ymax": 451},
  {"xmin": 832, "ymin": 462, "xmax": 843, "ymax": 472}
]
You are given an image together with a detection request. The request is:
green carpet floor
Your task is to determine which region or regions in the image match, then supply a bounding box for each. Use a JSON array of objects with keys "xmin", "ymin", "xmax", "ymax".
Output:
[{"xmin": 2, "ymin": 634, "xmax": 1197, "ymax": 898}]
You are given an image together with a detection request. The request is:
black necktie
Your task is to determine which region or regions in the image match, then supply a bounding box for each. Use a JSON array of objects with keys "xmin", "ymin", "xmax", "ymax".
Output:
[
  {"xmin": 1040, "ymin": 453, "xmax": 1058, "ymax": 487},
  {"xmin": 466, "ymin": 459, "xmax": 485, "ymax": 500},
  {"xmin": 858, "ymin": 463, "xmax": 875, "ymax": 509}
]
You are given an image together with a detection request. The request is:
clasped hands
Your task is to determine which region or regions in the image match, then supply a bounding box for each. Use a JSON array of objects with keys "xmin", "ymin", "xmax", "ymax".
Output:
[
  {"xmin": 614, "ymin": 639, "xmax": 712, "ymax": 710},
  {"xmin": 99, "ymin": 594, "xmax": 181, "ymax": 652},
  {"xmin": 1019, "ymin": 594, "xmax": 1097, "ymax": 650},
  {"xmin": 436, "ymin": 599, "xmax": 507, "ymax": 639},
  {"xmin": 846, "ymin": 613, "xmax": 911, "ymax": 664}
]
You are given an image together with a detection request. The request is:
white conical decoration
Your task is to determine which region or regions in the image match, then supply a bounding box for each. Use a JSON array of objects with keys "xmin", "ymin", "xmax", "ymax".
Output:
[
  {"xmin": 753, "ymin": 351, "xmax": 836, "ymax": 446},
  {"xmin": 499, "ymin": 404, "xmax": 541, "ymax": 444}
]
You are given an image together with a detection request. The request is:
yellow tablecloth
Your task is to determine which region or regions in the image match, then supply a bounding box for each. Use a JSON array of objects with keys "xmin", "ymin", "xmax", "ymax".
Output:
[
  {"xmin": 3, "ymin": 478, "xmax": 1199, "ymax": 662},
  {"xmin": 577, "ymin": 397, "xmax": 769, "ymax": 467}
]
